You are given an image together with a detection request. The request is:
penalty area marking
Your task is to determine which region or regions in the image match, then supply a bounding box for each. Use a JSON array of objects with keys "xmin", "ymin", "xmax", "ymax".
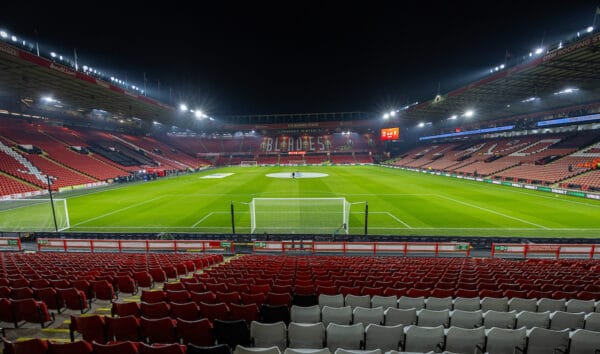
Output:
[
  {"xmin": 385, "ymin": 212, "xmax": 413, "ymax": 229},
  {"xmin": 191, "ymin": 212, "xmax": 215, "ymax": 227},
  {"xmin": 436, "ymin": 194, "xmax": 549, "ymax": 229},
  {"xmin": 201, "ymin": 173, "xmax": 234, "ymax": 179},
  {"xmin": 266, "ymin": 172, "xmax": 328, "ymax": 179}
]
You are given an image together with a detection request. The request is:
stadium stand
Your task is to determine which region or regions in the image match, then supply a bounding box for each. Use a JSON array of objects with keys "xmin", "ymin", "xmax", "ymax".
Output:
[
  {"xmin": 390, "ymin": 132, "xmax": 600, "ymax": 190},
  {"xmin": 1, "ymin": 253, "xmax": 599, "ymax": 353},
  {"xmin": 0, "ymin": 174, "xmax": 40, "ymax": 195}
]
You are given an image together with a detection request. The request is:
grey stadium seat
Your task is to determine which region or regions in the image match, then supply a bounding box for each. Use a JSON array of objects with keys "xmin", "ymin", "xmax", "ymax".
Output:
[
  {"xmin": 569, "ymin": 329, "xmax": 600, "ymax": 354},
  {"xmin": 345, "ymin": 295, "xmax": 371, "ymax": 309},
  {"xmin": 291, "ymin": 305, "xmax": 321, "ymax": 323},
  {"xmin": 235, "ymin": 346, "xmax": 281, "ymax": 354},
  {"xmin": 417, "ymin": 309, "xmax": 450, "ymax": 327},
  {"xmin": 444, "ymin": 326, "xmax": 485, "ymax": 354},
  {"xmin": 250, "ymin": 321, "xmax": 287, "ymax": 350},
  {"xmin": 537, "ymin": 298, "xmax": 565, "ymax": 313},
  {"xmin": 452, "ymin": 297, "xmax": 480, "ymax": 311},
  {"xmin": 550, "ymin": 311, "xmax": 585, "ymax": 330},
  {"xmin": 525, "ymin": 327, "xmax": 569, "ymax": 354},
  {"xmin": 371, "ymin": 295, "xmax": 397, "ymax": 310},
  {"xmin": 484, "ymin": 327, "xmax": 527, "ymax": 354},
  {"xmin": 384, "ymin": 307, "xmax": 417, "ymax": 326},
  {"xmin": 483, "ymin": 310, "xmax": 516, "ymax": 329},
  {"xmin": 319, "ymin": 294, "xmax": 344, "ymax": 309},
  {"xmin": 450, "ymin": 309, "xmax": 482, "ymax": 329},
  {"xmin": 480, "ymin": 297, "xmax": 508, "ymax": 312},
  {"xmin": 353, "ymin": 306, "xmax": 384, "ymax": 326},
  {"xmin": 403, "ymin": 325, "xmax": 445, "ymax": 353},
  {"xmin": 515, "ymin": 310, "xmax": 549, "ymax": 329},
  {"xmin": 425, "ymin": 297, "xmax": 453, "ymax": 311},
  {"xmin": 364, "ymin": 324, "xmax": 403, "ymax": 352},
  {"xmin": 326, "ymin": 323, "xmax": 364, "ymax": 352},
  {"xmin": 508, "ymin": 297, "xmax": 537, "ymax": 312},
  {"xmin": 322, "ymin": 306, "xmax": 352, "ymax": 326},
  {"xmin": 288, "ymin": 322, "xmax": 326, "ymax": 349},
  {"xmin": 397, "ymin": 296, "xmax": 425, "ymax": 310}
]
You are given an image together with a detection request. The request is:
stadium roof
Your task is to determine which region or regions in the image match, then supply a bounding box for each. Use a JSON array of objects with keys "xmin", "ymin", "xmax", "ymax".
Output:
[
  {"xmin": 2, "ymin": 29, "xmax": 600, "ymax": 129},
  {"xmin": 0, "ymin": 41, "xmax": 180, "ymax": 125},
  {"xmin": 402, "ymin": 32, "xmax": 600, "ymax": 124}
]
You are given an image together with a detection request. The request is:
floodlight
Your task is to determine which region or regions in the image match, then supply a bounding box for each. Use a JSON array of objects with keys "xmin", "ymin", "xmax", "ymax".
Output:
[
  {"xmin": 179, "ymin": 104, "xmax": 188, "ymax": 111},
  {"xmin": 42, "ymin": 96, "xmax": 55, "ymax": 103},
  {"xmin": 383, "ymin": 113, "xmax": 389, "ymax": 119},
  {"xmin": 11, "ymin": 35, "xmax": 17, "ymax": 42},
  {"xmin": 83, "ymin": 65, "xmax": 88, "ymax": 71},
  {"xmin": 195, "ymin": 110, "xmax": 204, "ymax": 119},
  {"xmin": 450, "ymin": 115, "xmax": 457, "ymax": 120},
  {"xmin": 390, "ymin": 111, "xmax": 396, "ymax": 117},
  {"xmin": 418, "ymin": 122, "xmax": 425, "ymax": 128},
  {"xmin": 587, "ymin": 26, "xmax": 594, "ymax": 33},
  {"xmin": 0, "ymin": 31, "xmax": 7, "ymax": 38},
  {"xmin": 59, "ymin": 56, "xmax": 63, "ymax": 60},
  {"xmin": 50, "ymin": 52, "xmax": 57, "ymax": 58},
  {"xmin": 534, "ymin": 47, "xmax": 544, "ymax": 55},
  {"xmin": 464, "ymin": 110, "xmax": 474, "ymax": 118},
  {"xmin": 500, "ymin": 64, "xmax": 505, "ymax": 69}
]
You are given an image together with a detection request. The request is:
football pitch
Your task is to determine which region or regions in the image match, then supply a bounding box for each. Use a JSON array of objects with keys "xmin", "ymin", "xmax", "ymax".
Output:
[{"xmin": 2, "ymin": 165, "xmax": 600, "ymax": 238}]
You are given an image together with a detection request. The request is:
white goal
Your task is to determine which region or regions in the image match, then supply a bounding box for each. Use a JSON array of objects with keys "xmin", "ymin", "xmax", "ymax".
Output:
[
  {"xmin": 240, "ymin": 161, "xmax": 258, "ymax": 167},
  {"xmin": 0, "ymin": 198, "xmax": 70, "ymax": 232},
  {"xmin": 249, "ymin": 197, "xmax": 351, "ymax": 234}
]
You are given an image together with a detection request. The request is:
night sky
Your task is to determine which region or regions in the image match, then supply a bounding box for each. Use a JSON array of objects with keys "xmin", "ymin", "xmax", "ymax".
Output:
[{"xmin": 1, "ymin": 1, "xmax": 598, "ymax": 116}]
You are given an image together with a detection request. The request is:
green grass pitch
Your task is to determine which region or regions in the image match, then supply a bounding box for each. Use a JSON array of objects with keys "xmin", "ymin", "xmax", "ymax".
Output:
[{"xmin": 2, "ymin": 165, "xmax": 600, "ymax": 237}]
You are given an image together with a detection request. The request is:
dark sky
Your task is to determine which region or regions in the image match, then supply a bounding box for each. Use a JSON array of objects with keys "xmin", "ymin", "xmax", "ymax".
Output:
[{"xmin": 1, "ymin": 1, "xmax": 598, "ymax": 116}]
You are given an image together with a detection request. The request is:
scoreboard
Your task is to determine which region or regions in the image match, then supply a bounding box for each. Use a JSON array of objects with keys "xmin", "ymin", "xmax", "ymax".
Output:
[{"xmin": 380, "ymin": 127, "xmax": 400, "ymax": 141}]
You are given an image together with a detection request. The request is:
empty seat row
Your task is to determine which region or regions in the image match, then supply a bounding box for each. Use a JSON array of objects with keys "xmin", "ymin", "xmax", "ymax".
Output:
[
  {"xmin": 317, "ymin": 294, "xmax": 600, "ymax": 313},
  {"xmin": 292, "ymin": 305, "xmax": 600, "ymax": 331}
]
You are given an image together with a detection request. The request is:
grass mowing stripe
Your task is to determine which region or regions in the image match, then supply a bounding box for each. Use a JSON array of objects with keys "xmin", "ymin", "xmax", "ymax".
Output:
[
  {"xmin": 71, "ymin": 195, "xmax": 167, "ymax": 227},
  {"xmin": 5, "ymin": 166, "xmax": 598, "ymax": 237},
  {"xmin": 436, "ymin": 194, "xmax": 549, "ymax": 229}
]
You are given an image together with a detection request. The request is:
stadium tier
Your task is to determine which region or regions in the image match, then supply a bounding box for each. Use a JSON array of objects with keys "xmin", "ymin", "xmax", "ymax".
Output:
[
  {"xmin": 390, "ymin": 132, "xmax": 600, "ymax": 190},
  {"xmin": 0, "ymin": 253, "xmax": 599, "ymax": 353}
]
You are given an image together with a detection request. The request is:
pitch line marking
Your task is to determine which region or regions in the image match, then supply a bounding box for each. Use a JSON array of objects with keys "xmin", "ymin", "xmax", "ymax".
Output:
[
  {"xmin": 191, "ymin": 212, "xmax": 214, "ymax": 227},
  {"xmin": 71, "ymin": 226, "xmax": 600, "ymax": 231},
  {"xmin": 436, "ymin": 194, "xmax": 550, "ymax": 229},
  {"xmin": 386, "ymin": 212, "xmax": 413, "ymax": 229},
  {"xmin": 71, "ymin": 195, "xmax": 166, "ymax": 227}
]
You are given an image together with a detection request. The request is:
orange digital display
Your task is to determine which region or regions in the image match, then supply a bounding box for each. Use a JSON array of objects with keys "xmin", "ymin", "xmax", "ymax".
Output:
[{"xmin": 380, "ymin": 127, "xmax": 399, "ymax": 141}]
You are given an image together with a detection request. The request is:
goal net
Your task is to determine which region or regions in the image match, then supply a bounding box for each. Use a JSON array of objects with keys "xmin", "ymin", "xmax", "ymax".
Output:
[
  {"xmin": 0, "ymin": 198, "xmax": 70, "ymax": 232},
  {"xmin": 249, "ymin": 198, "xmax": 350, "ymax": 234},
  {"xmin": 240, "ymin": 161, "xmax": 258, "ymax": 167}
]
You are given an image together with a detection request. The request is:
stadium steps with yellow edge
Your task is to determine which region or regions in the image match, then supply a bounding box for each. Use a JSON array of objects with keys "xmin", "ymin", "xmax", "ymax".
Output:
[
  {"xmin": 0, "ymin": 170, "xmax": 43, "ymax": 190},
  {"xmin": 555, "ymin": 167, "xmax": 598, "ymax": 186},
  {"xmin": 38, "ymin": 154, "xmax": 100, "ymax": 182}
]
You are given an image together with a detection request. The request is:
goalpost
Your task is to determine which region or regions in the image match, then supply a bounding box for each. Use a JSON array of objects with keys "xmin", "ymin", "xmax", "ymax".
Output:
[
  {"xmin": 240, "ymin": 161, "xmax": 258, "ymax": 167},
  {"xmin": 249, "ymin": 198, "xmax": 351, "ymax": 234},
  {"xmin": 0, "ymin": 198, "xmax": 70, "ymax": 232}
]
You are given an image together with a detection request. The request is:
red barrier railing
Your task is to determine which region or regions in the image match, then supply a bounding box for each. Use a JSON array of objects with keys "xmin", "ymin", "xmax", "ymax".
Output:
[
  {"xmin": 253, "ymin": 241, "xmax": 471, "ymax": 256},
  {"xmin": 491, "ymin": 243, "xmax": 599, "ymax": 259},
  {"xmin": 36, "ymin": 238, "xmax": 234, "ymax": 253},
  {"xmin": 0, "ymin": 237, "xmax": 21, "ymax": 251}
]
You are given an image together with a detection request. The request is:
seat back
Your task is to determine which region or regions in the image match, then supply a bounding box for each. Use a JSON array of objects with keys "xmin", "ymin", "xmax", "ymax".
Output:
[
  {"xmin": 384, "ymin": 307, "xmax": 416, "ymax": 326},
  {"xmin": 444, "ymin": 326, "xmax": 485, "ymax": 354},
  {"xmin": 290, "ymin": 305, "xmax": 320, "ymax": 323},
  {"xmin": 485, "ymin": 327, "xmax": 527, "ymax": 354},
  {"xmin": 353, "ymin": 306, "xmax": 384, "ymax": 326},
  {"xmin": 364, "ymin": 323, "xmax": 403, "ymax": 352},
  {"xmin": 526, "ymin": 327, "xmax": 569, "ymax": 354},
  {"xmin": 325, "ymin": 323, "xmax": 364, "ymax": 352},
  {"xmin": 287, "ymin": 322, "xmax": 325, "ymax": 349},
  {"xmin": 404, "ymin": 325, "xmax": 445, "ymax": 353},
  {"xmin": 450, "ymin": 309, "xmax": 482, "ymax": 328},
  {"xmin": 322, "ymin": 305, "xmax": 352, "ymax": 326},
  {"xmin": 250, "ymin": 321, "xmax": 287, "ymax": 350}
]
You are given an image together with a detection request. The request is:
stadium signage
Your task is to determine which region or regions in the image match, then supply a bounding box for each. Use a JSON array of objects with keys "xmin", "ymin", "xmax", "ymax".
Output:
[
  {"xmin": 551, "ymin": 188, "xmax": 567, "ymax": 195},
  {"xmin": 543, "ymin": 33, "xmax": 600, "ymax": 62},
  {"xmin": 49, "ymin": 63, "xmax": 76, "ymax": 76},
  {"xmin": 0, "ymin": 42, "xmax": 18, "ymax": 56},
  {"xmin": 124, "ymin": 90, "xmax": 139, "ymax": 98},
  {"xmin": 95, "ymin": 79, "xmax": 110, "ymax": 89}
]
